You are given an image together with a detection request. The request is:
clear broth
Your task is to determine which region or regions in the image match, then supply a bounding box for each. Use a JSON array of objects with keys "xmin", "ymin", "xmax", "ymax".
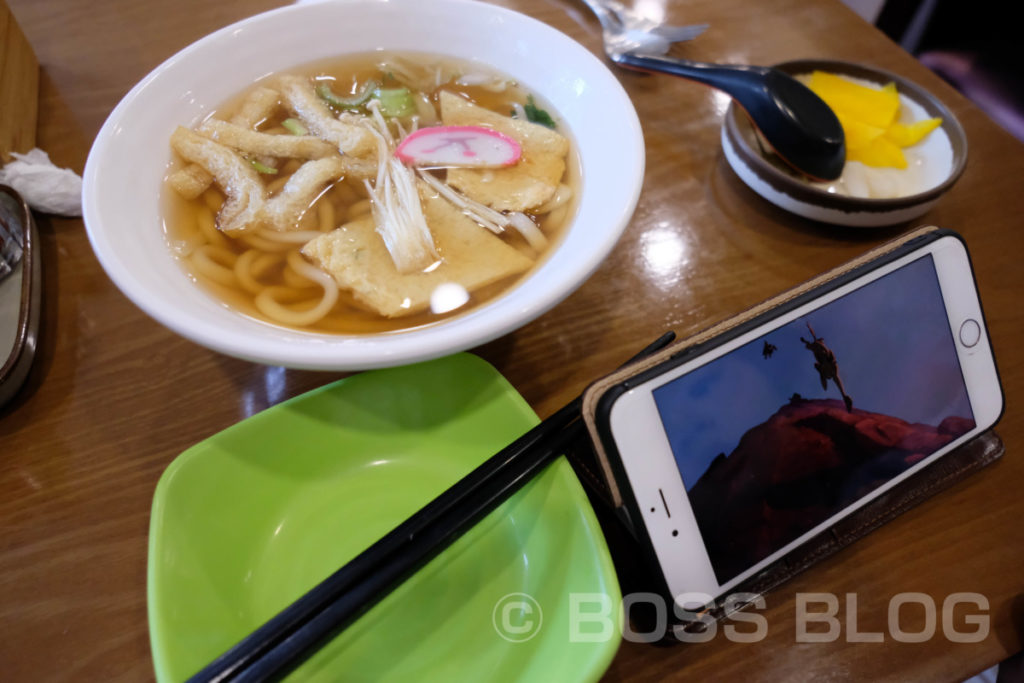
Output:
[{"xmin": 162, "ymin": 51, "xmax": 580, "ymax": 335}]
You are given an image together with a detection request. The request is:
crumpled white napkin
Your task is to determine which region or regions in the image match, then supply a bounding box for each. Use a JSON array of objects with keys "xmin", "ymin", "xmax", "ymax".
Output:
[{"xmin": 0, "ymin": 149, "xmax": 83, "ymax": 217}]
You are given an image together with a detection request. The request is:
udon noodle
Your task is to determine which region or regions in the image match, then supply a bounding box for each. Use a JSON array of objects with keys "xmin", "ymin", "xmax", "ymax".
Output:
[{"xmin": 163, "ymin": 52, "xmax": 579, "ymax": 334}]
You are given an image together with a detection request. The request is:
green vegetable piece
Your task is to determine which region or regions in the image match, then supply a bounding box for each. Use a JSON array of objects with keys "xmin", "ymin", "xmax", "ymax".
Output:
[
  {"xmin": 524, "ymin": 95, "xmax": 556, "ymax": 129},
  {"xmin": 317, "ymin": 79, "xmax": 380, "ymax": 109},
  {"xmin": 281, "ymin": 118, "xmax": 308, "ymax": 136},
  {"xmin": 250, "ymin": 159, "xmax": 278, "ymax": 174},
  {"xmin": 373, "ymin": 87, "xmax": 416, "ymax": 118}
]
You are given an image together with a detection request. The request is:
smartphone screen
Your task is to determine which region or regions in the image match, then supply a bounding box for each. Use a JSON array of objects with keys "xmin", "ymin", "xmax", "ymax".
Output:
[{"xmin": 651, "ymin": 253, "xmax": 975, "ymax": 586}]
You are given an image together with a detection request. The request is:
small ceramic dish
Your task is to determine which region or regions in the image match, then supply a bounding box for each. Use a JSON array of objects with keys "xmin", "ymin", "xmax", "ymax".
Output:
[
  {"xmin": 722, "ymin": 59, "xmax": 968, "ymax": 227},
  {"xmin": 148, "ymin": 353, "xmax": 621, "ymax": 682}
]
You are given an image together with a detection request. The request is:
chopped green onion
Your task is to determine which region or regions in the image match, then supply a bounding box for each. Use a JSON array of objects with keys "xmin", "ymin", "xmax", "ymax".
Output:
[
  {"xmin": 281, "ymin": 118, "xmax": 308, "ymax": 135},
  {"xmin": 524, "ymin": 95, "xmax": 556, "ymax": 129},
  {"xmin": 250, "ymin": 159, "xmax": 278, "ymax": 174},
  {"xmin": 317, "ymin": 79, "xmax": 380, "ymax": 109},
  {"xmin": 373, "ymin": 87, "xmax": 416, "ymax": 118}
]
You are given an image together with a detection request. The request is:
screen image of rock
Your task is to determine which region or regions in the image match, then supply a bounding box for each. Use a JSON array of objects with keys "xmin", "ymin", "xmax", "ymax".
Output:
[{"xmin": 653, "ymin": 254, "xmax": 975, "ymax": 584}]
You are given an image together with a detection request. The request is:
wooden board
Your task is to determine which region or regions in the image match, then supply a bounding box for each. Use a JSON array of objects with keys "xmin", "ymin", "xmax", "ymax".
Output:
[{"xmin": 0, "ymin": 0, "xmax": 38, "ymax": 163}]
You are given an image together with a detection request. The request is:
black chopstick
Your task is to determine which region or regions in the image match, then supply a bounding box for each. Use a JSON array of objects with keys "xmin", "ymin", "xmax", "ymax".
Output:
[
  {"xmin": 188, "ymin": 331, "xmax": 675, "ymax": 683},
  {"xmin": 233, "ymin": 421, "xmax": 584, "ymax": 683}
]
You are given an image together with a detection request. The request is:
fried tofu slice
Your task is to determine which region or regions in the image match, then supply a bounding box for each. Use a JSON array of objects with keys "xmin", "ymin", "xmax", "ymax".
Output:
[
  {"xmin": 170, "ymin": 126, "xmax": 265, "ymax": 234},
  {"xmin": 167, "ymin": 163, "xmax": 214, "ymax": 200},
  {"xmin": 439, "ymin": 91, "xmax": 569, "ymax": 211},
  {"xmin": 263, "ymin": 157, "xmax": 347, "ymax": 231},
  {"xmin": 232, "ymin": 86, "xmax": 281, "ymax": 128},
  {"xmin": 277, "ymin": 75, "xmax": 378, "ymax": 159},
  {"xmin": 301, "ymin": 181, "xmax": 534, "ymax": 317},
  {"xmin": 198, "ymin": 119, "xmax": 337, "ymax": 160},
  {"xmin": 170, "ymin": 127, "xmax": 347, "ymax": 234},
  {"xmin": 168, "ymin": 87, "xmax": 283, "ymax": 199}
]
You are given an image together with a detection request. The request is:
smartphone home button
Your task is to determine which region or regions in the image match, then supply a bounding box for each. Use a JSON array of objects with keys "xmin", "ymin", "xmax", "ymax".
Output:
[{"xmin": 959, "ymin": 319, "xmax": 981, "ymax": 347}]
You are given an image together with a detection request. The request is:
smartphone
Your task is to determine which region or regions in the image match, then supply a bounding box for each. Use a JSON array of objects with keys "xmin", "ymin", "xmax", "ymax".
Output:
[{"xmin": 600, "ymin": 230, "xmax": 1003, "ymax": 607}]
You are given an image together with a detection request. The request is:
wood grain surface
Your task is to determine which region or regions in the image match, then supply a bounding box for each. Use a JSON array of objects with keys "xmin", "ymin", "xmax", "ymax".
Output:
[
  {"xmin": 0, "ymin": 0, "xmax": 38, "ymax": 162},
  {"xmin": 1, "ymin": 1, "xmax": 1022, "ymax": 681}
]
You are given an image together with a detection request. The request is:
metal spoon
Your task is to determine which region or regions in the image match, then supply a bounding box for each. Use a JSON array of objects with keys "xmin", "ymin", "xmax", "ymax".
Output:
[{"xmin": 580, "ymin": 0, "xmax": 846, "ymax": 181}]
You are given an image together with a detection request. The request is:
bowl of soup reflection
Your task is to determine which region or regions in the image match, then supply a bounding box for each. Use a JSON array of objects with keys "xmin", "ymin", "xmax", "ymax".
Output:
[{"xmin": 82, "ymin": 0, "xmax": 643, "ymax": 370}]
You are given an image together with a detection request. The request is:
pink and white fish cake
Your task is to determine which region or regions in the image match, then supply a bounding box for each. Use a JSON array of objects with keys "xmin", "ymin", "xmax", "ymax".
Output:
[{"xmin": 395, "ymin": 125, "xmax": 522, "ymax": 168}]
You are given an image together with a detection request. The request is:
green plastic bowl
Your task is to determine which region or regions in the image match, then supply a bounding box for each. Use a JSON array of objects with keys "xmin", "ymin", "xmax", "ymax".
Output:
[{"xmin": 148, "ymin": 353, "xmax": 621, "ymax": 682}]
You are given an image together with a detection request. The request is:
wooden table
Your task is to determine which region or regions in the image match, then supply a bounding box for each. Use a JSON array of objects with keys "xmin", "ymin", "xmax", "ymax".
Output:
[{"xmin": 2, "ymin": 0, "xmax": 1022, "ymax": 680}]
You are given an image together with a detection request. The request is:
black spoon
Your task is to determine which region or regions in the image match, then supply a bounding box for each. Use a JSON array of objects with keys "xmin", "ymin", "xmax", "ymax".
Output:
[
  {"xmin": 615, "ymin": 53, "xmax": 846, "ymax": 181},
  {"xmin": 576, "ymin": 0, "xmax": 845, "ymax": 180}
]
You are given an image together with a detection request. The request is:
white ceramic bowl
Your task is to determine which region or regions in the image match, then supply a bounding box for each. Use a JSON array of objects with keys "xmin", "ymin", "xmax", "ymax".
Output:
[{"xmin": 83, "ymin": 0, "xmax": 643, "ymax": 370}]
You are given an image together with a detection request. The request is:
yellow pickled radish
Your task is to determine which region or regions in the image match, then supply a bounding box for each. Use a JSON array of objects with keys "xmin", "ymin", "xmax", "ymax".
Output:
[
  {"xmin": 849, "ymin": 136, "xmax": 907, "ymax": 169},
  {"xmin": 808, "ymin": 70, "xmax": 942, "ymax": 169},
  {"xmin": 884, "ymin": 117, "xmax": 942, "ymax": 146},
  {"xmin": 809, "ymin": 71, "xmax": 900, "ymax": 129},
  {"xmin": 835, "ymin": 112, "xmax": 886, "ymax": 152}
]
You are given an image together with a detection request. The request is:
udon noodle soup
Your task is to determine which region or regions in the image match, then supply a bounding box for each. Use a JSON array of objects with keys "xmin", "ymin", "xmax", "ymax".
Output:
[{"xmin": 163, "ymin": 52, "xmax": 579, "ymax": 334}]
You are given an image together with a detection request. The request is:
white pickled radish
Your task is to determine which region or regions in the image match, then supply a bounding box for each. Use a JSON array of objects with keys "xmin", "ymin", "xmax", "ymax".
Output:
[{"xmin": 395, "ymin": 125, "xmax": 522, "ymax": 168}]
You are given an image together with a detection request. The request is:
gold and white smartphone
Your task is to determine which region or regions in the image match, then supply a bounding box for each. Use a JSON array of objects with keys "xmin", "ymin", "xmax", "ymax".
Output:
[{"xmin": 598, "ymin": 230, "xmax": 1003, "ymax": 608}]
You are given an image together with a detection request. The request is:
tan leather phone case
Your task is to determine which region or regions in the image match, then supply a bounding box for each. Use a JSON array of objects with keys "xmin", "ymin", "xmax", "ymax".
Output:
[{"xmin": 571, "ymin": 226, "xmax": 1004, "ymax": 629}]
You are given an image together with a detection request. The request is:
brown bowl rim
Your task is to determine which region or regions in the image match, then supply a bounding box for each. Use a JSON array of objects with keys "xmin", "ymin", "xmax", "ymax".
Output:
[{"xmin": 723, "ymin": 58, "xmax": 968, "ymax": 212}]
